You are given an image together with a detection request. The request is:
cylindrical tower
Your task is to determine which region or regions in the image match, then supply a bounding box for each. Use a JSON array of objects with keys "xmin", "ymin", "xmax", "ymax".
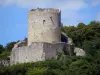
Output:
[{"xmin": 28, "ymin": 8, "xmax": 61, "ymax": 46}]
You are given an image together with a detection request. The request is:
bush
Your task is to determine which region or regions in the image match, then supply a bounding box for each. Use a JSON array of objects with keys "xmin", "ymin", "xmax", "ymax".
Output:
[
  {"xmin": 0, "ymin": 51, "xmax": 10, "ymax": 60},
  {"xmin": 27, "ymin": 68, "xmax": 47, "ymax": 75},
  {"xmin": 83, "ymin": 37, "xmax": 100, "ymax": 56}
]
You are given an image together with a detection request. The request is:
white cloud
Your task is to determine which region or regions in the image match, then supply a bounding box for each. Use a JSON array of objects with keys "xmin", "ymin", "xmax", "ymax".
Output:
[
  {"xmin": 96, "ymin": 12, "xmax": 100, "ymax": 21},
  {"xmin": 0, "ymin": 0, "xmax": 38, "ymax": 7},
  {"xmin": 58, "ymin": 0, "xmax": 87, "ymax": 11},
  {"xmin": 0, "ymin": 0, "xmax": 88, "ymax": 25},
  {"xmin": 91, "ymin": 0, "xmax": 100, "ymax": 6},
  {"xmin": 0, "ymin": 0, "xmax": 87, "ymax": 9}
]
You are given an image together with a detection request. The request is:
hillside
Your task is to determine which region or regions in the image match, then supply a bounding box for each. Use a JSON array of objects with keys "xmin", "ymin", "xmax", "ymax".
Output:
[{"xmin": 0, "ymin": 21, "xmax": 100, "ymax": 75}]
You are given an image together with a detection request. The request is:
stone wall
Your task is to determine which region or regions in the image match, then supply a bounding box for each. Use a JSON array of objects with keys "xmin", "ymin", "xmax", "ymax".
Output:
[
  {"xmin": 10, "ymin": 8, "xmax": 75, "ymax": 65},
  {"xmin": 74, "ymin": 47, "xmax": 85, "ymax": 56},
  {"xmin": 28, "ymin": 8, "xmax": 61, "ymax": 46},
  {"xmin": 0, "ymin": 60, "xmax": 10, "ymax": 67},
  {"xmin": 10, "ymin": 43, "xmax": 44, "ymax": 65},
  {"xmin": 43, "ymin": 43, "xmax": 65, "ymax": 59},
  {"xmin": 10, "ymin": 42, "xmax": 73, "ymax": 65}
]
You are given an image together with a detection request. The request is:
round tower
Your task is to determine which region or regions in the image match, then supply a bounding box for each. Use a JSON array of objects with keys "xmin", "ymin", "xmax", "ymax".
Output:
[{"xmin": 28, "ymin": 8, "xmax": 61, "ymax": 46}]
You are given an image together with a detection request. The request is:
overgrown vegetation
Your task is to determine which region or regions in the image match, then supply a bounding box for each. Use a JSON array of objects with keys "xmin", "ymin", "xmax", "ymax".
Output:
[
  {"xmin": 0, "ymin": 56, "xmax": 100, "ymax": 75},
  {"xmin": 62, "ymin": 21, "xmax": 100, "ymax": 55},
  {"xmin": 0, "ymin": 21, "xmax": 100, "ymax": 75},
  {"xmin": 0, "ymin": 42, "xmax": 16, "ymax": 60}
]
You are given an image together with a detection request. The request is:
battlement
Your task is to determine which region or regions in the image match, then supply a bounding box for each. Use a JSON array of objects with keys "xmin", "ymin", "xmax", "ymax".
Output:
[{"xmin": 29, "ymin": 8, "xmax": 61, "ymax": 13}]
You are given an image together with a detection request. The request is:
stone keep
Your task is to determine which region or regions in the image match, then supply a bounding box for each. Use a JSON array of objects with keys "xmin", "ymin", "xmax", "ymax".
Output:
[
  {"xmin": 28, "ymin": 8, "xmax": 61, "ymax": 46},
  {"xmin": 10, "ymin": 8, "xmax": 74, "ymax": 65}
]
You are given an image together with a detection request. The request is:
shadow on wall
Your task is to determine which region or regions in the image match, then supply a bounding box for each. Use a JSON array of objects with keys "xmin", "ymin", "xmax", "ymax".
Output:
[{"xmin": 61, "ymin": 32, "xmax": 68, "ymax": 43}]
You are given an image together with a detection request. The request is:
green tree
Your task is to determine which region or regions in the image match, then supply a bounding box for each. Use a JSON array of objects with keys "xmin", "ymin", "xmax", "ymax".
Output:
[
  {"xmin": 83, "ymin": 37, "xmax": 100, "ymax": 56},
  {"xmin": 62, "ymin": 21, "xmax": 100, "ymax": 48},
  {"xmin": 5, "ymin": 42, "xmax": 16, "ymax": 52},
  {"xmin": 77, "ymin": 22, "xmax": 86, "ymax": 28},
  {"xmin": 0, "ymin": 44, "xmax": 5, "ymax": 54}
]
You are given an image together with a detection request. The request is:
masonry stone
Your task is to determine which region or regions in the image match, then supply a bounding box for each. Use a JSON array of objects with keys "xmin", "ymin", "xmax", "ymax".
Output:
[
  {"xmin": 0, "ymin": 60, "xmax": 10, "ymax": 67},
  {"xmin": 10, "ymin": 42, "xmax": 72, "ymax": 65},
  {"xmin": 28, "ymin": 8, "xmax": 61, "ymax": 46},
  {"xmin": 10, "ymin": 8, "xmax": 74, "ymax": 65},
  {"xmin": 74, "ymin": 47, "xmax": 85, "ymax": 56}
]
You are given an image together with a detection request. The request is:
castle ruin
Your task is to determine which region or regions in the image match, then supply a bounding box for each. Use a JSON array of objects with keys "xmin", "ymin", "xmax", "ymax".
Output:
[
  {"xmin": 10, "ymin": 8, "xmax": 74, "ymax": 65},
  {"xmin": 28, "ymin": 8, "xmax": 61, "ymax": 46}
]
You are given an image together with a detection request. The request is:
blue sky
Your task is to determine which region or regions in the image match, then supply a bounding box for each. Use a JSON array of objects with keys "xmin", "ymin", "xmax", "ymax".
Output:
[{"xmin": 0, "ymin": 0, "xmax": 100, "ymax": 46}]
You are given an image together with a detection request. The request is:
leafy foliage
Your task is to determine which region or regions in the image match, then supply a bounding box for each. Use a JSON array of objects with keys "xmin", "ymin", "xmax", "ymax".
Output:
[
  {"xmin": 62, "ymin": 21, "xmax": 100, "ymax": 56},
  {"xmin": 62, "ymin": 21, "xmax": 100, "ymax": 48},
  {"xmin": 0, "ymin": 21, "xmax": 100, "ymax": 75},
  {"xmin": 0, "ymin": 44, "xmax": 5, "ymax": 54},
  {"xmin": 0, "ymin": 41, "xmax": 16, "ymax": 59},
  {"xmin": 5, "ymin": 42, "xmax": 16, "ymax": 52},
  {"xmin": 0, "ymin": 55, "xmax": 100, "ymax": 75}
]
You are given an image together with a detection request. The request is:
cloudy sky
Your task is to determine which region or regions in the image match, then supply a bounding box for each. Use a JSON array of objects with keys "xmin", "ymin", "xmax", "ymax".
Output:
[{"xmin": 0, "ymin": 0, "xmax": 100, "ymax": 46}]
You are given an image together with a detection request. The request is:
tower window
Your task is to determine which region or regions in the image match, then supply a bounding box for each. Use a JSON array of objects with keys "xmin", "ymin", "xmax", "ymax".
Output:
[{"xmin": 43, "ymin": 20, "xmax": 46, "ymax": 24}]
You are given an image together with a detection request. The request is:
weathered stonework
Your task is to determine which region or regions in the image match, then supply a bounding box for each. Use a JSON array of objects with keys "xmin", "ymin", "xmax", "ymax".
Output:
[
  {"xmin": 10, "ymin": 42, "xmax": 73, "ymax": 65},
  {"xmin": 10, "ymin": 8, "xmax": 75, "ymax": 65},
  {"xmin": 13, "ymin": 38, "xmax": 27, "ymax": 48},
  {"xmin": 74, "ymin": 47, "xmax": 85, "ymax": 56},
  {"xmin": 28, "ymin": 8, "xmax": 61, "ymax": 46},
  {"xmin": 0, "ymin": 60, "xmax": 10, "ymax": 67}
]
